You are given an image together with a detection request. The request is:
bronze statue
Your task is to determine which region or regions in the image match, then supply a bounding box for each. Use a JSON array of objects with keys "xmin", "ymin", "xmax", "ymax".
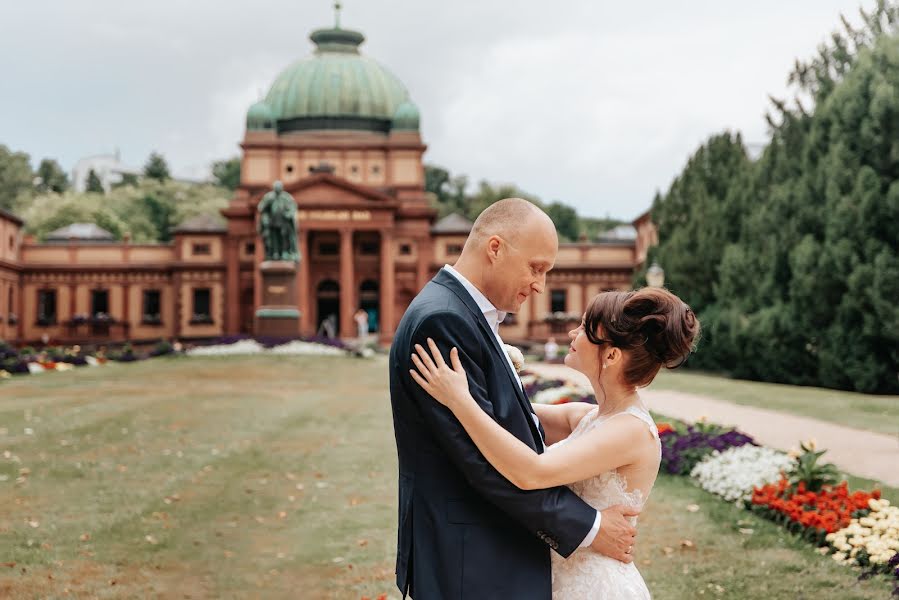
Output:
[{"xmin": 257, "ymin": 181, "xmax": 299, "ymax": 262}]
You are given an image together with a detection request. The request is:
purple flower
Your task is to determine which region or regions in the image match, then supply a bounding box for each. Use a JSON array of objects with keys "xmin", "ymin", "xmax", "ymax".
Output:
[{"xmin": 660, "ymin": 425, "xmax": 756, "ymax": 475}]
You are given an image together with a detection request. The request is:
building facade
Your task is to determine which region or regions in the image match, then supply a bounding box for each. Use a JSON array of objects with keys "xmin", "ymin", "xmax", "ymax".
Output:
[{"xmin": 0, "ymin": 20, "xmax": 656, "ymax": 347}]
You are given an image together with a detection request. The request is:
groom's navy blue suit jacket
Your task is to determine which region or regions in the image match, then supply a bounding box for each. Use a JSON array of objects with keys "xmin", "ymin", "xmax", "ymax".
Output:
[{"xmin": 389, "ymin": 269, "xmax": 596, "ymax": 599}]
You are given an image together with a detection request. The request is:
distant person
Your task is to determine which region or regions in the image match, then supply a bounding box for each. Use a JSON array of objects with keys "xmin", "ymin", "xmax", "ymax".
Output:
[
  {"xmin": 544, "ymin": 336, "xmax": 559, "ymax": 362},
  {"xmin": 318, "ymin": 314, "xmax": 337, "ymax": 338},
  {"xmin": 354, "ymin": 308, "xmax": 369, "ymax": 339}
]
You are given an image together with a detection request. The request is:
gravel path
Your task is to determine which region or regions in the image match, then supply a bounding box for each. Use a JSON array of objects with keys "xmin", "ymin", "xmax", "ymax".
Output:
[{"xmin": 527, "ymin": 363, "xmax": 899, "ymax": 487}]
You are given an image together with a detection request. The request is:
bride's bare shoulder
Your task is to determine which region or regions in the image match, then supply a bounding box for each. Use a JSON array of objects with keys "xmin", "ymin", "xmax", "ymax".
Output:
[{"xmin": 563, "ymin": 402, "xmax": 597, "ymax": 431}]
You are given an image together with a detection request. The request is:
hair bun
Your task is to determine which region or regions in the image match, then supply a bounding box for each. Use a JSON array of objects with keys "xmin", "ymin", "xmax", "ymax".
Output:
[
  {"xmin": 629, "ymin": 290, "xmax": 700, "ymax": 368},
  {"xmin": 584, "ymin": 287, "xmax": 701, "ymax": 388}
]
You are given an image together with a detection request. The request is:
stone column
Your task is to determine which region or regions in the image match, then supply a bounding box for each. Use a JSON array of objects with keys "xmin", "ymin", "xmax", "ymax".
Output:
[
  {"xmin": 416, "ymin": 237, "xmax": 431, "ymax": 291},
  {"xmin": 225, "ymin": 238, "xmax": 240, "ymax": 334},
  {"xmin": 380, "ymin": 231, "xmax": 395, "ymax": 341},
  {"xmin": 122, "ymin": 281, "xmax": 131, "ymax": 341},
  {"xmin": 339, "ymin": 228, "xmax": 355, "ymax": 338},
  {"xmin": 172, "ymin": 272, "xmax": 182, "ymax": 339},
  {"xmin": 581, "ymin": 276, "xmax": 588, "ymax": 315},
  {"xmin": 298, "ymin": 229, "xmax": 311, "ymax": 336}
]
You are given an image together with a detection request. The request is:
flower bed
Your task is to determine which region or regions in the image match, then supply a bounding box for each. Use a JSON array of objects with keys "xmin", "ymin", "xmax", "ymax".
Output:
[
  {"xmin": 523, "ymin": 372, "xmax": 897, "ymax": 592},
  {"xmin": 827, "ymin": 498, "xmax": 899, "ymax": 568},
  {"xmin": 691, "ymin": 444, "xmax": 796, "ymax": 503},
  {"xmin": 659, "ymin": 420, "xmax": 756, "ymax": 476},
  {"xmin": 0, "ymin": 335, "xmax": 354, "ymax": 381},
  {"xmin": 751, "ymin": 479, "xmax": 878, "ymax": 544}
]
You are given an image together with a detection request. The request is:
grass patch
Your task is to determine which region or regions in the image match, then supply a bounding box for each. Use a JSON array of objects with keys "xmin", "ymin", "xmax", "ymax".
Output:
[
  {"xmin": 0, "ymin": 355, "xmax": 893, "ymax": 598},
  {"xmin": 653, "ymin": 369, "xmax": 899, "ymax": 436}
]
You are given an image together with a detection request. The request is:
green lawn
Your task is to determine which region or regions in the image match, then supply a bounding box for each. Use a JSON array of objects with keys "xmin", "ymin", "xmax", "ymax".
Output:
[
  {"xmin": 653, "ymin": 369, "xmax": 899, "ymax": 436},
  {"xmin": 0, "ymin": 356, "xmax": 893, "ymax": 598}
]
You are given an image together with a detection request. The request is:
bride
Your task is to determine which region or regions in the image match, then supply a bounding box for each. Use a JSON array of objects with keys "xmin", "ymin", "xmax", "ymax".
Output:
[{"xmin": 410, "ymin": 286, "xmax": 700, "ymax": 599}]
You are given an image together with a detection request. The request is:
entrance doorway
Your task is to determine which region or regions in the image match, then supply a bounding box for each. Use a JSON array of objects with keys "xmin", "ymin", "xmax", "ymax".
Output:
[
  {"xmin": 359, "ymin": 280, "xmax": 379, "ymax": 333},
  {"xmin": 240, "ymin": 287, "xmax": 254, "ymax": 334},
  {"xmin": 316, "ymin": 279, "xmax": 340, "ymax": 337}
]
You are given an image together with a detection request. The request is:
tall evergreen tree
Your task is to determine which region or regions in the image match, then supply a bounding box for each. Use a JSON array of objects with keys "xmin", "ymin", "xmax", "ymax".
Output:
[
  {"xmin": 85, "ymin": 169, "xmax": 104, "ymax": 193},
  {"xmin": 0, "ymin": 144, "xmax": 33, "ymax": 211},
  {"xmin": 143, "ymin": 152, "xmax": 170, "ymax": 181},
  {"xmin": 35, "ymin": 158, "xmax": 69, "ymax": 193},
  {"xmin": 654, "ymin": 4, "xmax": 899, "ymax": 393}
]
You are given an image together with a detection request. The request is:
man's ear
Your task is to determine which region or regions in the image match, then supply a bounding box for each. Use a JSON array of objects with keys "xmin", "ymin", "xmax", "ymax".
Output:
[{"xmin": 486, "ymin": 236, "xmax": 502, "ymax": 262}]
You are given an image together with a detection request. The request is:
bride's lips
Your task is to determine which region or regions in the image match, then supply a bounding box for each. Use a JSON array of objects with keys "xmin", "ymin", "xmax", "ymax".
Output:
[{"xmin": 569, "ymin": 345, "xmax": 576, "ymax": 353}]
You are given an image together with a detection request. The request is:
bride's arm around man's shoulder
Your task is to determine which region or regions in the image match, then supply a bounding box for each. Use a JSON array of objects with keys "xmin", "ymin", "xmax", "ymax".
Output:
[{"xmin": 532, "ymin": 402, "xmax": 595, "ymax": 446}]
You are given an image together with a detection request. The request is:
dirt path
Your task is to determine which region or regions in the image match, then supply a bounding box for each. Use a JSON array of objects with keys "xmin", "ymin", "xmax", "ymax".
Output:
[{"xmin": 527, "ymin": 363, "xmax": 899, "ymax": 487}]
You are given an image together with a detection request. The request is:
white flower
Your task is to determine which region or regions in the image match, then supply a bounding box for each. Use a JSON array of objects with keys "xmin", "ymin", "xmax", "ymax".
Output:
[
  {"xmin": 504, "ymin": 344, "xmax": 525, "ymax": 373},
  {"xmin": 690, "ymin": 445, "xmax": 795, "ymax": 503},
  {"xmin": 532, "ymin": 385, "xmax": 583, "ymax": 405},
  {"xmin": 268, "ymin": 341, "xmax": 344, "ymax": 356},
  {"xmin": 826, "ymin": 499, "xmax": 899, "ymax": 566},
  {"xmin": 185, "ymin": 339, "xmax": 348, "ymax": 357},
  {"xmin": 186, "ymin": 340, "xmax": 265, "ymax": 356},
  {"xmin": 26, "ymin": 363, "xmax": 45, "ymax": 374}
]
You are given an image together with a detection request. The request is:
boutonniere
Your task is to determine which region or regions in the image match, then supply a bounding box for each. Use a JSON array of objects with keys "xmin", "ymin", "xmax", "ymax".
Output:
[{"xmin": 503, "ymin": 344, "xmax": 525, "ymax": 373}]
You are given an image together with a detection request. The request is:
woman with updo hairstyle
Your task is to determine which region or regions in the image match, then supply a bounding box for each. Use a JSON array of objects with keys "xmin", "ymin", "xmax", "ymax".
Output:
[
  {"xmin": 577, "ymin": 287, "xmax": 701, "ymax": 399},
  {"xmin": 410, "ymin": 287, "xmax": 700, "ymax": 598}
]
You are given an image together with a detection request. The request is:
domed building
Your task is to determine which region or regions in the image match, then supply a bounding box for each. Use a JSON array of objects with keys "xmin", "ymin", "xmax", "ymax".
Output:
[
  {"xmin": 221, "ymin": 19, "xmax": 437, "ymax": 340},
  {"xmin": 0, "ymin": 16, "xmax": 656, "ymax": 347}
]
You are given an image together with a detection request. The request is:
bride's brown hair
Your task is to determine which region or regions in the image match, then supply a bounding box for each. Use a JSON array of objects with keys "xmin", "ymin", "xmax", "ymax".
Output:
[{"xmin": 584, "ymin": 287, "xmax": 700, "ymax": 388}]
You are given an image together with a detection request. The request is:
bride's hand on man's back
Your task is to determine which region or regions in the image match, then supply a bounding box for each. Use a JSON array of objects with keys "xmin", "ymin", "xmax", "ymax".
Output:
[{"xmin": 410, "ymin": 338, "xmax": 471, "ymax": 410}]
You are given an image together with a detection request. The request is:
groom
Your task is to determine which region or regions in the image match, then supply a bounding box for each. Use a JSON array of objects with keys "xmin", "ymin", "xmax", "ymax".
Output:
[{"xmin": 389, "ymin": 198, "xmax": 638, "ymax": 599}]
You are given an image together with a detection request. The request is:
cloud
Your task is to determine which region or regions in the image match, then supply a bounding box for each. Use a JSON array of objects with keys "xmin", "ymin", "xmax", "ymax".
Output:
[{"xmin": 0, "ymin": 0, "xmax": 868, "ymax": 219}]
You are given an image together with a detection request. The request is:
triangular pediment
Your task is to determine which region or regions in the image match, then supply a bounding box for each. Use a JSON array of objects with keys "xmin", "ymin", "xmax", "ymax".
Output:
[{"xmin": 283, "ymin": 173, "xmax": 398, "ymax": 209}]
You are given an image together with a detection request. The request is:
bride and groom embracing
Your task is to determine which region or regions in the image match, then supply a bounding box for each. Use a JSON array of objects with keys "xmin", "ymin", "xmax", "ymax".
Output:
[{"xmin": 388, "ymin": 198, "xmax": 700, "ymax": 599}]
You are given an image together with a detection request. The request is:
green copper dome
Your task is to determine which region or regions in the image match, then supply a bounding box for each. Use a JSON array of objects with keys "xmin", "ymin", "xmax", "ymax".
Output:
[
  {"xmin": 261, "ymin": 25, "xmax": 413, "ymax": 134},
  {"xmin": 246, "ymin": 100, "xmax": 275, "ymax": 130}
]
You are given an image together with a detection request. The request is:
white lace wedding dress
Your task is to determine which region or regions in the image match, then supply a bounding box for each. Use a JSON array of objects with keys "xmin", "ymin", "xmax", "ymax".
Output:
[{"xmin": 549, "ymin": 404, "xmax": 660, "ymax": 599}]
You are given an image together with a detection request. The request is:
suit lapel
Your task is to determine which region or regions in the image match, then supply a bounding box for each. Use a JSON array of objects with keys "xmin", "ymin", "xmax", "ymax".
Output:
[{"xmin": 432, "ymin": 270, "xmax": 544, "ymax": 449}]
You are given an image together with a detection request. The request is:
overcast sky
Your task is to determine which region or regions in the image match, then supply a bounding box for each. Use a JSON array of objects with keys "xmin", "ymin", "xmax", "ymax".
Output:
[{"xmin": 0, "ymin": 0, "xmax": 869, "ymax": 220}]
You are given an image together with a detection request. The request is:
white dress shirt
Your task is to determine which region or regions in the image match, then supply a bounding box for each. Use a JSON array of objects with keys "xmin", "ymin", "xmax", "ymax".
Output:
[{"xmin": 442, "ymin": 265, "xmax": 601, "ymax": 548}]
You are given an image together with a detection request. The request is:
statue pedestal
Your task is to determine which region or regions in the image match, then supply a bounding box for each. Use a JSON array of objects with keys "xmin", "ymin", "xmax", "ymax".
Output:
[{"xmin": 255, "ymin": 260, "xmax": 300, "ymax": 337}]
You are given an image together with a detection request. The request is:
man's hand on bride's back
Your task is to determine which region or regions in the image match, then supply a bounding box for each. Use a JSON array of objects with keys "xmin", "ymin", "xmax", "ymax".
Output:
[{"xmin": 590, "ymin": 504, "xmax": 640, "ymax": 563}]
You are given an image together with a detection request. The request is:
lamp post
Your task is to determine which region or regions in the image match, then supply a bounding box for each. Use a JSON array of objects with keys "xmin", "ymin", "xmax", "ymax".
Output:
[{"xmin": 646, "ymin": 261, "xmax": 665, "ymax": 288}]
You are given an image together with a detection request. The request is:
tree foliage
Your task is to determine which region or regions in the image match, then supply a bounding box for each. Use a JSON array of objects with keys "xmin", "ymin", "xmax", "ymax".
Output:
[
  {"xmin": 18, "ymin": 179, "xmax": 229, "ymax": 243},
  {"xmin": 0, "ymin": 144, "xmax": 34, "ymax": 211},
  {"xmin": 212, "ymin": 157, "xmax": 241, "ymax": 190},
  {"xmin": 424, "ymin": 164, "xmax": 623, "ymax": 241},
  {"xmin": 85, "ymin": 169, "xmax": 104, "ymax": 193},
  {"xmin": 35, "ymin": 158, "xmax": 69, "ymax": 193},
  {"xmin": 143, "ymin": 151, "xmax": 171, "ymax": 181},
  {"xmin": 652, "ymin": 3, "xmax": 899, "ymax": 393}
]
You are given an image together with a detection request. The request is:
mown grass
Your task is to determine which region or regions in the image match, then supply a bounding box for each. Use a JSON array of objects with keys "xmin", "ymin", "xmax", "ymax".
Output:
[
  {"xmin": 653, "ymin": 369, "xmax": 899, "ymax": 437},
  {"xmin": 0, "ymin": 355, "xmax": 893, "ymax": 598}
]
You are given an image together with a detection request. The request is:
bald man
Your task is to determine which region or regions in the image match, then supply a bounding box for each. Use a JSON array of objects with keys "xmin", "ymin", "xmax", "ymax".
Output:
[{"xmin": 389, "ymin": 199, "xmax": 637, "ymax": 599}]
